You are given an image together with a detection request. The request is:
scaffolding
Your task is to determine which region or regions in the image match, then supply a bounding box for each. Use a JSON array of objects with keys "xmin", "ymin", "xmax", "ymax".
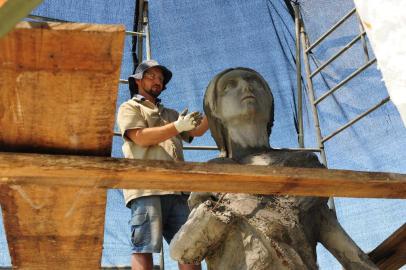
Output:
[
  {"xmin": 293, "ymin": 4, "xmax": 390, "ymax": 168},
  {"xmin": 0, "ymin": 0, "xmax": 404, "ymax": 269},
  {"xmin": 25, "ymin": 2, "xmax": 385, "ymax": 159}
]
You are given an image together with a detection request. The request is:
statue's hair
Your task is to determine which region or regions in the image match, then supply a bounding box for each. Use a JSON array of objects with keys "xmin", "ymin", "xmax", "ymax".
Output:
[{"xmin": 203, "ymin": 67, "xmax": 274, "ymax": 157}]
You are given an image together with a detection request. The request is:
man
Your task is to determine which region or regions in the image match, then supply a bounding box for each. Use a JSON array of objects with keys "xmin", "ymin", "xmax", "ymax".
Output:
[{"xmin": 117, "ymin": 59, "xmax": 207, "ymax": 270}]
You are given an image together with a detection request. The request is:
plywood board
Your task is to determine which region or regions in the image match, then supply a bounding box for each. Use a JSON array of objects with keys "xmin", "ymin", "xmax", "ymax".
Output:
[
  {"xmin": 0, "ymin": 22, "xmax": 124, "ymax": 156},
  {"xmin": 0, "ymin": 22, "xmax": 124, "ymax": 269},
  {"xmin": 0, "ymin": 152, "xmax": 405, "ymax": 199}
]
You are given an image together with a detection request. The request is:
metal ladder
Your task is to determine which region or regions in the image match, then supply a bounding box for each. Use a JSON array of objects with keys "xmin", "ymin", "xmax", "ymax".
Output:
[
  {"xmin": 291, "ymin": 2, "xmax": 391, "ymax": 211},
  {"xmin": 292, "ymin": 2, "xmax": 390, "ymax": 167}
]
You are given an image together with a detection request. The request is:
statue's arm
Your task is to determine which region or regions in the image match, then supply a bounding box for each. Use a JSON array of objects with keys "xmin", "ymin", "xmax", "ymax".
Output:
[
  {"xmin": 170, "ymin": 203, "xmax": 229, "ymax": 264},
  {"xmin": 319, "ymin": 206, "xmax": 378, "ymax": 270},
  {"xmin": 188, "ymin": 192, "xmax": 219, "ymax": 210},
  {"xmin": 304, "ymin": 152, "xmax": 376, "ymax": 268}
]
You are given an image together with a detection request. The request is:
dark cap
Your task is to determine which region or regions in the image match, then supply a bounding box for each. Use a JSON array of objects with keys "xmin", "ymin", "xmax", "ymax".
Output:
[{"xmin": 128, "ymin": 59, "xmax": 173, "ymax": 97}]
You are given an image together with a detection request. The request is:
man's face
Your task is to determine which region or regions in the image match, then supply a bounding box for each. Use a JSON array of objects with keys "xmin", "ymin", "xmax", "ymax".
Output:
[
  {"xmin": 136, "ymin": 67, "xmax": 165, "ymax": 98},
  {"xmin": 215, "ymin": 69, "xmax": 272, "ymax": 124}
]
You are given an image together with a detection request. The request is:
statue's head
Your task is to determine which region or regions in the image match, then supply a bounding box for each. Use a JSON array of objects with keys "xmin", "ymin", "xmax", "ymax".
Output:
[{"xmin": 204, "ymin": 68, "xmax": 274, "ymax": 157}]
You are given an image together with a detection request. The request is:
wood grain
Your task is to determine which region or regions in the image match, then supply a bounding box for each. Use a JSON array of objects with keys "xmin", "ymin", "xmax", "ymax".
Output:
[
  {"xmin": 0, "ymin": 184, "xmax": 107, "ymax": 269},
  {"xmin": 369, "ymin": 223, "xmax": 406, "ymax": 270},
  {"xmin": 0, "ymin": 152, "xmax": 405, "ymax": 199},
  {"xmin": 0, "ymin": 22, "xmax": 124, "ymax": 269},
  {"xmin": 0, "ymin": 22, "xmax": 124, "ymax": 156}
]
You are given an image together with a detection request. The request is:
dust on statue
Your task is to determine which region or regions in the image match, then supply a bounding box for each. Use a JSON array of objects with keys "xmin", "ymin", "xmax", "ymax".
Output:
[{"xmin": 169, "ymin": 68, "xmax": 378, "ymax": 270}]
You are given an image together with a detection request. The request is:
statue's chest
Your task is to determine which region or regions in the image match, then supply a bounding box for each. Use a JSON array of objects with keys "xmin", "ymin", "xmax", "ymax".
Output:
[{"xmin": 240, "ymin": 152, "xmax": 290, "ymax": 166}]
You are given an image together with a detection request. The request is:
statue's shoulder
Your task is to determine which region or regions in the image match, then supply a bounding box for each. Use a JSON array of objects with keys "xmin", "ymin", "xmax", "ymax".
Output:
[
  {"xmin": 241, "ymin": 149, "xmax": 324, "ymax": 168},
  {"xmin": 281, "ymin": 150, "xmax": 325, "ymax": 168}
]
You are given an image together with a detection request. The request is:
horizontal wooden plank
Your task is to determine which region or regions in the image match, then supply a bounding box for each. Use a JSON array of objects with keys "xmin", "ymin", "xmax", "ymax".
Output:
[
  {"xmin": 369, "ymin": 223, "xmax": 406, "ymax": 269},
  {"xmin": 0, "ymin": 152, "xmax": 405, "ymax": 198},
  {"xmin": 0, "ymin": 22, "xmax": 125, "ymax": 156},
  {"xmin": 1, "ymin": 22, "xmax": 125, "ymax": 72}
]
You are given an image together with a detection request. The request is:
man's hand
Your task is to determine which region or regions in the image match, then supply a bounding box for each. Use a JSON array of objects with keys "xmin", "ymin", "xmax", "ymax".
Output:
[{"xmin": 174, "ymin": 109, "xmax": 203, "ymax": 133}]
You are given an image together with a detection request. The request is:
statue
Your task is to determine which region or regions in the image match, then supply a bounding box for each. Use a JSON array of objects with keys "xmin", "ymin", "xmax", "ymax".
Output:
[{"xmin": 169, "ymin": 68, "xmax": 378, "ymax": 270}]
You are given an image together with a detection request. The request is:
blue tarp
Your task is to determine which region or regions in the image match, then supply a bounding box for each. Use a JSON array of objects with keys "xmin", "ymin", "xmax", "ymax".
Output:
[{"xmin": 1, "ymin": 0, "xmax": 405, "ymax": 269}]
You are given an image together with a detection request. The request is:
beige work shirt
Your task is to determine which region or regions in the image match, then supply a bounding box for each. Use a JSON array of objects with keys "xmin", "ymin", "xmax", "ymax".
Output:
[{"xmin": 117, "ymin": 95, "xmax": 192, "ymax": 207}]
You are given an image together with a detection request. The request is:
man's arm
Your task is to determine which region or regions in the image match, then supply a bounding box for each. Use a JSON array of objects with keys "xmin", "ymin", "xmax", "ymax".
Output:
[
  {"xmin": 125, "ymin": 123, "xmax": 179, "ymax": 147},
  {"xmin": 125, "ymin": 110, "xmax": 202, "ymax": 147},
  {"xmin": 188, "ymin": 116, "xmax": 209, "ymax": 137}
]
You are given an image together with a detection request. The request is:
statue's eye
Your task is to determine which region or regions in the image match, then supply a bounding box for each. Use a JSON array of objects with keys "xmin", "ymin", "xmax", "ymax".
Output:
[
  {"xmin": 247, "ymin": 76, "xmax": 260, "ymax": 84},
  {"xmin": 224, "ymin": 80, "xmax": 237, "ymax": 90}
]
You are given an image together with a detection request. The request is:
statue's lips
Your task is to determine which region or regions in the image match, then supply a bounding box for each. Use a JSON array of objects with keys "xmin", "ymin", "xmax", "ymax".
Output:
[{"xmin": 241, "ymin": 95, "xmax": 255, "ymax": 101}]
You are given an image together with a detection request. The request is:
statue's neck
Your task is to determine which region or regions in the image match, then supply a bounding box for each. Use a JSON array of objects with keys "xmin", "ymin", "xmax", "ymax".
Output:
[{"xmin": 225, "ymin": 122, "xmax": 270, "ymax": 160}]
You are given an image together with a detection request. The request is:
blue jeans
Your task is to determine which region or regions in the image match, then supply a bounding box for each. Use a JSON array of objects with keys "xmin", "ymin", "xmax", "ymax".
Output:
[{"xmin": 129, "ymin": 195, "xmax": 190, "ymax": 253}]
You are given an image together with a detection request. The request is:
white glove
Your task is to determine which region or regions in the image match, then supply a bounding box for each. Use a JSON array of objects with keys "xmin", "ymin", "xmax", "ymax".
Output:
[{"xmin": 174, "ymin": 108, "xmax": 203, "ymax": 133}]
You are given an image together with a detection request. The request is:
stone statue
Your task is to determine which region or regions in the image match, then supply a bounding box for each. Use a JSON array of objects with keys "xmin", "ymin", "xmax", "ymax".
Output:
[{"xmin": 170, "ymin": 68, "xmax": 378, "ymax": 270}]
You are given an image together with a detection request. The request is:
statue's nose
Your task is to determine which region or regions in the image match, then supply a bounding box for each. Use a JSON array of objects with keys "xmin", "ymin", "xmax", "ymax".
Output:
[{"xmin": 242, "ymin": 81, "xmax": 253, "ymax": 94}]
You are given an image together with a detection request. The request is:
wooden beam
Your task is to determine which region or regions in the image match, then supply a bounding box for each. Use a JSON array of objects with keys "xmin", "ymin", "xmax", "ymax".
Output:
[
  {"xmin": 0, "ymin": 0, "xmax": 44, "ymax": 38},
  {"xmin": 0, "ymin": 152, "xmax": 405, "ymax": 199},
  {"xmin": 0, "ymin": 22, "xmax": 124, "ymax": 156},
  {"xmin": 369, "ymin": 223, "xmax": 406, "ymax": 270},
  {"xmin": 0, "ymin": 22, "xmax": 125, "ymax": 269}
]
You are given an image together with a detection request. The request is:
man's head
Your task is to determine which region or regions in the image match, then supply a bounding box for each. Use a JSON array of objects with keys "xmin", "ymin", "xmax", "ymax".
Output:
[
  {"xmin": 128, "ymin": 60, "xmax": 172, "ymax": 98},
  {"xmin": 204, "ymin": 68, "xmax": 274, "ymax": 156}
]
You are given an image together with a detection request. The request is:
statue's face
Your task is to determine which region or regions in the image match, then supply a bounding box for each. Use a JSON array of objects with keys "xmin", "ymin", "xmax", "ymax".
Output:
[{"xmin": 215, "ymin": 69, "xmax": 272, "ymax": 124}]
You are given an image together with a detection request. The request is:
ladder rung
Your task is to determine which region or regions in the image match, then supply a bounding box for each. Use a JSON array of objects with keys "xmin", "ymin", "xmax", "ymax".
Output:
[
  {"xmin": 321, "ymin": 97, "xmax": 390, "ymax": 143},
  {"xmin": 314, "ymin": 58, "xmax": 376, "ymax": 106},
  {"xmin": 310, "ymin": 31, "xmax": 366, "ymax": 78},
  {"xmin": 125, "ymin": 31, "xmax": 145, "ymax": 36},
  {"xmin": 306, "ymin": 8, "xmax": 356, "ymax": 53}
]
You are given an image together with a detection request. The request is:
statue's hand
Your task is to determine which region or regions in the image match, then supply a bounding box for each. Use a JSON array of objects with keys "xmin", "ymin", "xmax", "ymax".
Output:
[
  {"xmin": 170, "ymin": 202, "xmax": 229, "ymax": 264},
  {"xmin": 188, "ymin": 192, "xmax": 217, "ymax": 210}
]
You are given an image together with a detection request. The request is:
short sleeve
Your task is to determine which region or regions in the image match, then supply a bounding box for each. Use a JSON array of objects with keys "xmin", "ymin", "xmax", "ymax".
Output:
[{"xmin": 117, "ymin": 102, "xmax": 147, "ymax": 140}]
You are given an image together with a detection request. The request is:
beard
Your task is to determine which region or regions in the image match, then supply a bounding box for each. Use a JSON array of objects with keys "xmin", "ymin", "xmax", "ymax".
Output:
[{"xmin": 144, "ymin": 85, "xmax": 162, "ymax": 98}]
